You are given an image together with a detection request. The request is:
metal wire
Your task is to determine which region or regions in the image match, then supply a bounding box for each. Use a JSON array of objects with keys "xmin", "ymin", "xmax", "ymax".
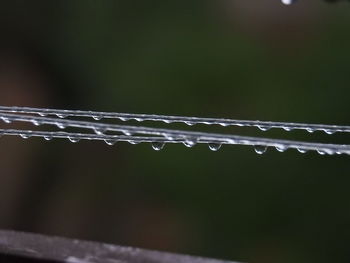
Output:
[{"xmin": 0, "ymin": 106, "xmax": 350, "ymax": 155}]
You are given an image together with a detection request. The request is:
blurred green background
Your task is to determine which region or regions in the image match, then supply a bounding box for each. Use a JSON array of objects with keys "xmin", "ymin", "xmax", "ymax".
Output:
[{"xmin": 1, "ymin": 1, "xmax": 350, "ymax": 262}]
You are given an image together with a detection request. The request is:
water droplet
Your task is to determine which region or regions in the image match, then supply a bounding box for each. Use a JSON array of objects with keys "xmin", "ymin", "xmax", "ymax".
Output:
[
  {"xmin": 39, "ymin": 113, "xmax": 48, "ymax": 117},
  {"xmin": 219, "ymin": 123, "xmax": 229, "ymax": 127},
  {"xmin": 152, "ymin": 142, "xmax": 165, "ymax": 151},
  {"xmin": 317, "ymin": 150, "xmax": 326, "ymax": 155},
  {"xmin": 57, "ymin": 114, "xmax": 68, "ymax": 119},
  {"xmin": 56, "ymin": 123, "xmax": 66, "ymax": 129},
  {"xmin": 258, "ymin": 126, "xmax": 269, "ymax": 131},
  {"xmin": 20, "ymin": 134, "xmax": 30, "ymax": 139},
  {"xmin": 275, "ymin": 146, "xmax": 287, "ymax": 152},
  {"xmin": 44, "ymin": 136, "xmax": 52, "ymax": 141},
  {"xmin": 297, "ymin": 148, "xmax": 307, "ymax": 154},
  {"xmin": 93, "ymin": 127, "xmax": 106, "ymax": 135},
  {"xmin": 183, "ymin": 139, "xmax": 196, "ymax": 148},
  {"xmin": 104, "ymin": 139, "xmax": 117, "ymax": 146},
  {"xmin": 2, "ymin": 117, "xmax": 11, "ymax": 124},
  {"xmin": 122, "ymin": 130, "xmax": 133, "ymax": 136},
  {"xmin": 254, "ymin": 145, "xmax": 267, "ymax": 155},
  {"xmin": 68, "ymin": 137, "xmax": 80, "ymax": 143},
  {"xmin": 128, "ymin": 140, "xmax": 140, "ymax": 145},
  {"xmin": 92, "ymin": 115, "xmax": 102, "ymax": 121},
  {"xmin": 324, "ymin": 129, "xmax": 335, "ymax": 135},
  {"xmin": 32, "ymin": 120, "xmax": 40, "ymax": 126},
  {"xmin": 306, "ymin": 128, "xmax": 315, "ymax": 133},
  {"xmin": 283, "ymin": 127, "xmax": 292, "ymax": 131},
  {"xmin": 185, "ymin": 121, "xmax": 194, "ymax": 126},
  {"xmin": 208, "ymin": 143, "xmax": 222, "ymax": 151},
  {"xmin": 281, "ymin": 0, "xmax": 296, "ymax": 5}
]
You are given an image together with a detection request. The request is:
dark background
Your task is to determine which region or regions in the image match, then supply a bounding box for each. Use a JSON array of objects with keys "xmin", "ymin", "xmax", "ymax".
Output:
[{"xmin": 0, "ymin": 1, "xmax": 350, "ymax": 262}]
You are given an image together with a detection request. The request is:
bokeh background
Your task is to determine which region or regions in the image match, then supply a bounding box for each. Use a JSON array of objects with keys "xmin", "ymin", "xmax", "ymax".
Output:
[{"xmin": 1, "ymin": 1, "xmax": 350, "ymax": 262}]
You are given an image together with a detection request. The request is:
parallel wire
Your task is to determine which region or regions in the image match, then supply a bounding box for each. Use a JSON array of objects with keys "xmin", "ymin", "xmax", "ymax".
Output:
[
  {"xmin": 1, "ymin": 113, "xmax": 350, "ymax": 155},
  {"xmin": 1, "ymin": 106, "xmax": 349, "ymax": 134}
]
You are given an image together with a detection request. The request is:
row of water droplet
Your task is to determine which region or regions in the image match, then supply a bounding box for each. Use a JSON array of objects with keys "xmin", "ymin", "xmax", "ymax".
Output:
[
  {"xmin": 0, "ymin": 128, "xmax": 348, "ymax": 156},
  {"xmin": 0, "ymin": 106, "xmax": 349, "ymax": 134}
]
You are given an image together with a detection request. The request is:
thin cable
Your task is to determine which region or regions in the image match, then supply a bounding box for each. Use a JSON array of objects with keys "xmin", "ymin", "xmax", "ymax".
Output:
[{"xmin": 0, "ymin": 106, "xmax": 349, "ymax": 134}]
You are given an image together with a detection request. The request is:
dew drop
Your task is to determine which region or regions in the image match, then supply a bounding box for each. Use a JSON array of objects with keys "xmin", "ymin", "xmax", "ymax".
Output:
[
  {"xmin": 208, "ymin": 143, "xmax": 222, "ymax": 151},
  {"xmin": 56, "ymin": 123, "xmax": 66, "ymax": 129},
  {"xmin": 92, "ymin": 115, "xmax": 102, "ymax": 121},
  {"xmin": 317, "ymin": 150, "xmax": 326, "ymax": 155},
  {"xmin": 20, "ymin": 134, "xmax": 30, "ymax": 139},
  {"xmin": 297, "ymin": 148, "xmax": 307, "ymax": 154},
  {"xmin": 306, "ymin": 128, "xmax": 315, "ymax": 133},
  {"xmin": 32, "ymin": 120, "xmax": 40, "ymax": 126},
  {"xmin": 152, "ymin": 142, "xmax": 165, "ymax": 151},
  {"xmin": 185, "ymin": 121, "xmax": 195, "ymax": 126},
  {"xmin": 324, "ymin": 129, "xmax": 335, "ymax": 135},
  {"xmin": 283, "ymin": 127, "xmax": 292, "ymax": 131},
  {"xmin": 275, "ymin": 146, "xmax": 287, "ymax": 152},
  {"xmin": 258, "ymin": 126, "xmax": 270, "ymax": 132},
  {"xmin": 39, "ymin": 113, "xmax": 48, "ymax": 117},
  {"xmin": 44, "ymin": 136, "xmax": 53, "ymax": 141},
  {"xmin": 128, "ymin": 140, "xmax": 140, "ymax": 145},
  {"xmin": 122, "ymin": 130, "xmax": 133, "ymax": 136},
  {"xmin": 104, "ymin": 139, "xmax": 117, "ymax": 146},
  {"xmin": 68, "ymin": 137, "xmax": 80, "ymax": 143},
  {"xmin": 254, "ymin": 145, "xmax": 267, "ymax": 155},
  {"xmin": 2, "ymin": 117, "xmax": 11, "ymax": 124},
  {"xmin": 57, "ymin": 114, "xmax": 68, "ymax": 119},
  {"xmin": 183, "ymin": 139, "xmax": 196, "ymax": 148},
  {"xmin": 93, "ymin": 127, "xmax": 106, "ymax": 135},
  {"xmin": 281, "ymin": 0, "xmax": 296, "ymax": 5}
]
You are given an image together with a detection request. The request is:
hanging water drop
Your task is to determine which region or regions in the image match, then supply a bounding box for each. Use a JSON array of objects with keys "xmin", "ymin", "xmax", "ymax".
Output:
[
  {"xmin": 56, "ymin": 123, "xmax": 66, "ymax": 129},
  {"xmin": 32, "ymin": 120, "xmax": 40, "ymax": 126},
  {"xmin": 122, "ymin": 130, "xmax": 134, "ymax": 136},
  {"xmin": 128, "ymin": 140, "xmax": 140, "ymax": 145},
  {"xmin": 317, "ymin": 150, "xmax": 326, "ymax": 155},
  {"xmin": 20, "ymin": 134, "xmax": 30, "ymax": 139},
  {"xmin": 281, "ymin": 0, "xmax": 296, "ymax": 5},
  {"xmin": 275, "ymin": 146, "xmax": 287, "ymax": 152},
  {"xmin": 185, "ymin": 121, "xmax": 194, "ymax": 126},
  {"xmin": 297, "ymin": 148, "xmax": 307, "ymax": 154},
  {"xmin": 104, "ymin": 139, "xmax": 117, "ymax": 146},
  {"xmin": 283, "ymin": 127, "xmax": 292, "ymax": 131},
  {"xmin": 151, "ymin": 142, "xmax": 165, "ymax": 151},
  {"xmin": 92, "ymin": 115, "xmax": 102, "ymax": 121},
  {"xmin": 93, "ymin": 127, "xmax": 106, "ymax": 135},
  {"xmin": 306, "ymin": 128, "xmax": 315, "ymax": 133},
  {"xmin": 57, "ymin": 114, "xmax": 68, "ymax": 119},
  {"xmin": 254, "ymin": 145, "xmax": 267, "ymax": 155},
  {"xmin": 208, "ymin": 143, "xmax": 222, "ymax": 151},
  {"xmin": 44, "ymin": 136, "xmax": 53, "ymax": 141},
  {"xmin": 39, "ymin": 113, "xmax": 48, "ymax": 117},
  {"xmin": 324, "ymin": 129, "xmax": 335, "ymax": 135},
  {"xmin": 68, "ymin": 137, "xmax": 80, "ymax": 143},
  {"xmin": 183, "ymin": 138, "xmax": 196, "ymax": 148},
  {"xmin": 258, "ymin": 126, "xmax": 269, "ymax": 132},
  {"xmin": 2, "ymin": 117, "xmax": 11, "ymax": 124}
]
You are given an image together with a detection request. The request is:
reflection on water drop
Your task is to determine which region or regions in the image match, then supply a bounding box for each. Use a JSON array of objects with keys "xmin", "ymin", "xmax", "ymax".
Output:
[
  {"xmin": 185, "ymin": 121, "xmax": 194, "ymax": 126},
  {"xmin": 128, "ymin": 140, "xmax": 140, "ymax": 145},
  {"xmin": 208, "ymin": 143, "xmax": 222, "ymax": 151},
  {"xmin": 57, "ymin": 114, "xmax": 68, "ymax": 119},
  {"xmin": 283, "ymin": 127, "xmax": 292, "ymax": 131},
  {"xmin": 104, "ymin": 139, "xmax": 117, "ymax": 146},
  {"xmin": 92, "ymin": 115, "xmax": 102, "ymax": 121},
  {"xmin": 44, "ymin": 136, "xmax": 52, "ymax": 141},
  {"xmin": 254, "ymin": 145, "xmax": 267, "ymax": 155},
  {"xmin": 297, "ymin": 148, "xmax": 307, "ymax": 154},
  {"xmin": 281, "ymin": 0, "xmax": 296, "ymax": 5},
  {"xmin": 32, "ymin": 120, "xmax": 40, "ymax": 126},
  {"xmin": 324, "ymin": 129, "xmax": 335, "ymax": 135},
  {"xmin": 258, "ymin": 126, "xmax": 269, "ymax": 132},
  {"xmin": 93, "ymin": 128, "xmax": 106, "ymax": 135},
  {"xmin": 122, "ymin": 130, "xmax": 133, "ymax": 136},
  {"xmin": 275, "ymin": 146, "xmax": 287, "ymax": 152},
  {"xmin": 56, "ymin": 123, "xmax": 66, "ymax": 129},
  {"xmin": 183, "ymin": 139, "xmax": 196, "ymax": 148},
  {"xmin": 39, "ymin": 113, "xmax": 48, "ymax": 117},
  {"xmin": 317, "ymin": 150, "xmax": 326, "ymax": 155},
  {"xmin": 2, "ymin": 117, "xmax": 11, "ymax": 124},
  {"xmin": 152, "ymin": 142, "xmax": 165, "ymax": 151},
  {"xmin": 20, "ymin": 134, "xmax": 31, "ymax": 139},
  {"xmin": 68, "ymin": 137, "xmax": 80, "ymax": 143},
  {"xmin": 306, "ymin": 128, "xmax": 315, "ymax": 133}
]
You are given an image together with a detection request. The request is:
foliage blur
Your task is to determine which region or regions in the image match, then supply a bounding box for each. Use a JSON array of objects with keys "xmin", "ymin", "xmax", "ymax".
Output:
[{"xmin": 0, "ymin": 1, "xmax": 350, "ymax": 262}]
